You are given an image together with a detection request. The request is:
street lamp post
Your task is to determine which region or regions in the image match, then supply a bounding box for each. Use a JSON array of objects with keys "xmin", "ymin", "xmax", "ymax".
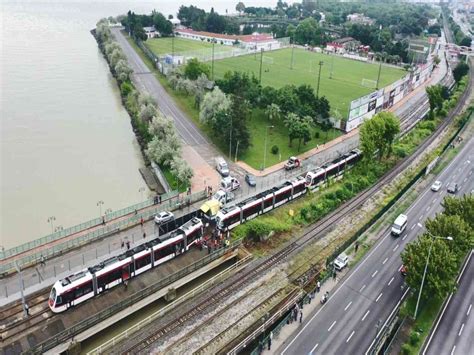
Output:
[
  {"xmin": 47, "ymin": 216, "xmax": 56, "ymax": 234},
  {"xmin": 97, "ymin": 200, "xmax": 104, "ymax": 218},
  {"xmin": 228, "ymin": 113, "xmax": 232, "ymax": 159},
  {"xmin": 139, "ymin": 187, "xmax": 146, "ymax": 201},
  {"xmin": 414, "ymin": 223, "xmax": 453, "ymax": 319},
  {"xmin": 263, "ymin": 125, "xmax": 274, "ymax": 171},
  {"xmin": 316, "ymin": 61, "xmax": 324, "ymax": 98}
]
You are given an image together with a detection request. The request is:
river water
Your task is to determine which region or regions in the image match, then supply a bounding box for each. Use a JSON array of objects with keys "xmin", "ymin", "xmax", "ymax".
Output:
[{"xmin": 0, "ymin": 0, "xmax": 276, "ymax": 250}]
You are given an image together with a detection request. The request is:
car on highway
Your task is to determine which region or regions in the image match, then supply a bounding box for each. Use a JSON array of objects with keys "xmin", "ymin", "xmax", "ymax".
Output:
[
  {"xmin": 391, "ymin": 214, "xmax": 408, "ymax": 237},
  {"xmin": 154, "ymin": 211, "xmax": 174, "ymax": 224},
  {"xmin": 334, "ymin": 252, "xmax": 349, "ymax": 271},
  {"xmin": 447, "ymin": 182, "xmax": 458, "ymax": 194},
  {"xmin": 431, "ymin": 180, "xmax": 442, "ymax": 192},
  {"xmin": 245, "ymin": 173, "xmax": 256, "ymax": 187}
]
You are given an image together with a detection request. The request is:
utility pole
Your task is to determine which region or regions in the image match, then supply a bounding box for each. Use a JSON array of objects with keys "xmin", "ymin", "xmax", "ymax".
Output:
[
  {"xmin": 211, "ymin": 39, "xmax": 215, "ymax": 80},
  {"xmin": 290, "ymin": 45, "xmax": 295, "ymax": 69},
  {"xmin": 316, "ymin": 61, "xmax": 324, "ymax": 98},
  {"xmin": 259, "ymin": 48, "xmax": 264, "ymax": 84},
  {"xmin": 228, "ymin": 113, "xmax": 232, "ymax": 159},
  {"xmin": 172, "ymin": 34, "xmax": 175, "ymax": 65},
  {"xmin": 15, "ymin": 261, "xmax": 27, "ymax": 318},
  {"xmin": 376, "ymin": 55, "xmax": 383, "ymax": 90},
  {"xmin": 234, "ymin": 140, "xmax": 240, "ymax": 162},
  {"xmin": 330, "ymin": 55, "xmax": 334, "ymax": 79}
]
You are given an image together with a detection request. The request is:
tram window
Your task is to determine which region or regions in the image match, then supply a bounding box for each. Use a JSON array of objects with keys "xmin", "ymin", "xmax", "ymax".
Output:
[{"xmin": 136, "ymin": 254, "xmax": 151, "ymax": 269}]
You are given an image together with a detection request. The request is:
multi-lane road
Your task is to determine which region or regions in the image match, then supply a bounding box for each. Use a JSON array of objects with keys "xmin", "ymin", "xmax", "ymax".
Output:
[
  {"xmin": 423, "ymin": 250, "xmax": 473, "ymax": 355},
  {"xmin": 278, "ymin": 135, "xmax": 473, "ymax": 354}
]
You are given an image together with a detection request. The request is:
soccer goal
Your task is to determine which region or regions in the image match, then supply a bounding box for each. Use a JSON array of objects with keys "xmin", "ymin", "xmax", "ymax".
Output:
[
  {"xmin": 263, "ymin": 56, "xmax": 274, "ymax": 65},
  {"xmin": 361, "ymin": 78, "xmax": 377, "ymax": 89}
]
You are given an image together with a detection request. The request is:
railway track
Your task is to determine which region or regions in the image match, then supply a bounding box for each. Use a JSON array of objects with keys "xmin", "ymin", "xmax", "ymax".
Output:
[
  {"xmin": 0, "ymin": 289, "xmax": 52, "ymax": 344},
  {"xmin": 119, "ymin": 60, "xmax": 472, "ymax": 354},
  {"xmin": 122, "ymin": 244, "xmax": 298, "ymax": 354}
]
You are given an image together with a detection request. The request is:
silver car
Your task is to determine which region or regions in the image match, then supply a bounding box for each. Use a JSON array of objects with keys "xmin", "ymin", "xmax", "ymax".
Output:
[{"xmin": 154, "ymin": 211, "xmax": 174, "ymax": 224}]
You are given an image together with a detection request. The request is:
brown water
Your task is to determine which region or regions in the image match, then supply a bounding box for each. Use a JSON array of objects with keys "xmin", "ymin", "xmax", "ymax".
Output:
[{"xmin": 0, "ymin": 0, "xmax": 275, "ymax": 249}]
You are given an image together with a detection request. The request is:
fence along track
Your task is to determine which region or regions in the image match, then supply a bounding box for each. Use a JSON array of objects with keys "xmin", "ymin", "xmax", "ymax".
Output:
[{"xmin": 122, "ymin": 244, "xmax": 297, "ymax": 354}]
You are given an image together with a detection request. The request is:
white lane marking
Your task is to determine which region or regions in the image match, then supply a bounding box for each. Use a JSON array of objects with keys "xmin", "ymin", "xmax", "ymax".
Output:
[
  {"xmin": 464, "ymin": 177, "xmax": 467, "ymax": 183},
  {"xmin": 309, "ymin": 343, "xmax": 319, "ymax": 354},
  {"xmin": 458, "ymin": 323, "xmax": 464, "ymax": 336},
  {"xmin": 426, "ymin": 206, "xmax": 430, "ymax": 212},
  {"xmin": 398, "ymin": 264, "xmax": 403, "ymax": 271},
  {"xmin": 344, "ymin": 301, "xmax": 353, "ymax": 311},
  {"xmin": 402, "ymin": 234, "xmax": 408, "ymax": 241},
  {"xmin": 467, "ymin": 304, "xmax": 472, "ymax": 316},
  {"xmin": 411, "ymin": 225, "xmax": 415, "ymax": 230},
  {"xmin": 375, "ymin": 293, "xmax": 383, "ymax": 302},
  {"xmin": 393, "ymin": 244, "xmax": 399, "ymax": 252},
  {"xmin": 372, "ymin": 270, "xmax": 378, "ymax": 278},
  {"xmin": 388, "ymin": 277, "xmax": 395, "ymax": 286},
  {"xmin": 346, "ymin": 330, "xmax": 355, "ymax": 343},
  {"xmin": 328, "ymin": 320, "xmax": 337, "ymax": 332},
  {"xmin": 360, "ymin": 284, "xmax": 366, "ymax": 292},
  {"xmin": 451, "ymin": 345, "xmax": 456, "ymax": 355},
  {"xmin": 419, "ymin": 215, "xmax": 424, "ymax": 220},
  {"xmin": 383, "ymin": 257, "xmax": 389, "ymax": 265},
  {"xmin": 362, "ymin": 310, "xmax": 370, "ymax": 321}
]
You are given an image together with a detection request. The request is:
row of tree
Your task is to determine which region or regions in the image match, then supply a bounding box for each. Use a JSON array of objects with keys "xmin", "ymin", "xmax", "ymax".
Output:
[
  {"xmin": 177, "ymin": 6, "xmax": 240, "ymax": 35},
  {"xmin": 95, "ymin": 19, "xmax": 193, "ymax": 188},
  {"xmin": 359, "ymin": 112, "xmax": 400, "ymax": 160},
  {"xmin": 401, "ymin": 195, "xmax": 474, "ymax": 303}
]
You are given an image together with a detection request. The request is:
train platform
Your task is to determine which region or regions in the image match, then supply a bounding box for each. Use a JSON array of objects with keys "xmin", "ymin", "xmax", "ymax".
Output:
[{"xmin": 1, "ymin": 246, "xmax": 240, "ymax": 353}]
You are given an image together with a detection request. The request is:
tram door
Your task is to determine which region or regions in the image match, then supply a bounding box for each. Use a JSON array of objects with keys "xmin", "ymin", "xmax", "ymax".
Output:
[{"xmin": 122, "ymin": 264, "xmax": 130, "ymax": 281}]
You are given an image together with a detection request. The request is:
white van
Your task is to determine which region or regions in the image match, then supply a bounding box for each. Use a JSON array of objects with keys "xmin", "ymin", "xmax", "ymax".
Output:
[
  {"xmin": 220, "ymin": 176, "xmax": 240, "ymax": 192},
  {"xmin": 391, "ymin": 214, "xmax": 408, "ymax": 236},
  {"xmin": 215, "ymin": 157, "xmax": 229, "ymax": 177}
]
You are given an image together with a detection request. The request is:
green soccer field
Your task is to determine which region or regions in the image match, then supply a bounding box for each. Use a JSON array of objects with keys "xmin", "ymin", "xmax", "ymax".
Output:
[
  {"xmin": 213, "ymin": 48, "xmax": 406, "ymax": 117},
  {"xmin": 145, "ymin": 37, "xmax": 233, "ymax": 57}
]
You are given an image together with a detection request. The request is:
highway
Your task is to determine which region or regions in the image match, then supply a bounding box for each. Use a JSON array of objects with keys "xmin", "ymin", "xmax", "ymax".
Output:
[
  {"xmin": 278, "ymin": 135, "xmax": 474, "ymax": 355},
  {"xmin": 423, "ymin": 250, "xmax": 473, "ymax": 355}
]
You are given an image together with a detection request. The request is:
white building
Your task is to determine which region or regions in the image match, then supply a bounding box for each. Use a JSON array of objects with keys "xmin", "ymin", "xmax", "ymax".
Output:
[{"xmin": 143, "ymin": 26, "xmax": 157, "ymax": 39}]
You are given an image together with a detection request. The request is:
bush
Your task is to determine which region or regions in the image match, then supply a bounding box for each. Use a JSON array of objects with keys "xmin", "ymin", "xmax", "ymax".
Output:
[
  {"xmin": 120, "ymin": 81, "xmax": 133, "ymax": 96},
  {"xmin": 271, "ymin": 145, "xmax": 279, "ymax": 155},
  {"xmin": 401, "ymin": 343, "xmax": 412, "ymax": 355},
  {"xmin": 409, "ymin": 331, "xmax": 420, "ymax": 346},
  {"xmin": 314, "ymin": 131, "xmax": 320, "ymax": 139}
]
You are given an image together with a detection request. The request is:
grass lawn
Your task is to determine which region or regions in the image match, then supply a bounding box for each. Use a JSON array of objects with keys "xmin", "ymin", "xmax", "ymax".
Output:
[
  {"xmin": 239, "ymin": 109, "xmax": 342, "ymax": 169},
  {"xmin": 145, "ymin": 37, "xmax": 233, "ymax": 57},
  {"xmin": 213, "ymin": 48, "xmax": 407, "ymax": 117}
]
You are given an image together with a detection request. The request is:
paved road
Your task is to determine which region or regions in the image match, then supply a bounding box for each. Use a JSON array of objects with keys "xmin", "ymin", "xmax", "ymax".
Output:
[
  {"xmin": 278, "ymin": 135, "xmax": 474, "ymax": 354},
  {"xmin": 423, "ymin": 250, "xmax": 474, "ymax": 355}
]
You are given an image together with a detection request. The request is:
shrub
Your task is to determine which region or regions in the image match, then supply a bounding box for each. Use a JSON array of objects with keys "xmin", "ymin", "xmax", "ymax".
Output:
[
  {"xmin": 120, "ymin": 81, "xmax": 133, "ymax": 96},
  {"xmin": 409, "ymin": 331, "xmax": 420, "ymax": 346},
  {"xmin": 271, "ymin": 145, "xmax": 279, "ymax": 155},
  {"xmin": 314, "ymin": 131, "xmax": 320, "ymax": 139},
  {"xmin": 401, "ymin": 343, "xmax": 412, "ymax": 355}
]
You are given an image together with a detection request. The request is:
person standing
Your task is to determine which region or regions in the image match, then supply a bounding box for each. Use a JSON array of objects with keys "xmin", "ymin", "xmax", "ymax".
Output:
[
  {"xmin": 268, "ymin": 331, "xmax": 273, "ymax": 350},
  {"xmin": 40, "ymin": 255, "xmax": 46, "ymax": 267},
  {"xmin": 355, "ymin": 241, "xmax": 359, "ymax": 253},
  {"xmin": 299, "ymin": 310, "xmax": 303, "ymax": 323},
  {"xmin": 317, "ymin": 281, "xmax": 321, "ymax": 293}
]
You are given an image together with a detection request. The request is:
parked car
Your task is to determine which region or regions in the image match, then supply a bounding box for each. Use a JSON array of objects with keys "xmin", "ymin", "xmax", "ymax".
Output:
[
  {"xmin": 431, "ymin": 180, "xmax": 442, "ymax": 192},
  {"xmin": 154, "ymin": 211, "xmax": 174, "ymax": 225},
  {"xmin": 334, "ymin": 252, "xmax": 349, "ymax": 271},
  {"xmin": 284, "ymin": 156, "xmax": 301, "ymax": 170},
  {"xmin": 220, "ymin": 176, "xmax": 240, "ymax": 192},
  {"xmin": 447, "ymin": 182, "xmax": 458, "ymax": 194},
  {"xmin": 245, "ymin": 174, "xmax": 257, "ymax": 187},
  {"xmin": 215, "ymin": 157, "xmax": 229, "ymax": 177}
]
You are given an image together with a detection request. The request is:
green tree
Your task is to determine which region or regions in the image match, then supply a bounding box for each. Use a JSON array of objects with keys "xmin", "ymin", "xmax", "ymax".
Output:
[
  {"xmin": 401, "ymin": 235, "xmax": 458, "ymax": 302},
  {"xmin": 265, "ymin": 103, "xmax": 281, "ymax": 122},
  {"xmin": 235, "ymin": 2, "xmax": 246, "ymax": 14},
  {"xmin": 152, "ymin": 12, "xmax": 173, "ymax": 36},
  {"xmin": 460, "ymin": 37, "xmax": 472, "ymax": 47},
  {"xmin": 453, "ymin": 62, "xmax": 469, "ymax": 83},
  {"xmin": 426, "ymin": 214, "xmax": 473, "ymax": 260},
  {"xmin": 284, "ymin": 113, "xmax": 312, "ymax": 151},
  {"xmin": 360, "ymin": 112, "xmax": 400, "ymax": 160},
  {"xmin": 184, "ymin": 58, "xmax": 211, "ymax": 80},
  {"xmin": 426, "ymin": 85, "xmax": 444, "ymax": 113},
  {"xmin": 199, "ymin": 87, "xmax": 231, "ymax": 125},
  {"xmin": 170, "ymin": 157, "xmax": 194, "ymax": 188},
  {"xmin": 294, "ymin": 18, "xmax": 324, "ymax": 46},
  {"xmin": 286, "ymin": 24, "xmax": 296, "ymax": 43},
  {"xmin": 442, "ymin": 195, "xmax": 474, "ymax": 229},
  {"xmin": 228, "ymin": 96, "xmax": 251, "ymax": 154},
  {"xmin": 146, "ymin": 113, "xmax": 182, "ymax": 166}
]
